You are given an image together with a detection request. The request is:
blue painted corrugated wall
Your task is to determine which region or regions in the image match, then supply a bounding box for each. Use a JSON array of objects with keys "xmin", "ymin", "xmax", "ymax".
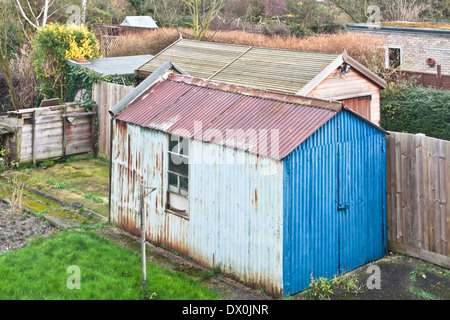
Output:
[{"xmin": 283, "ymin": 110, "xmax": 387, "ymax": 294}]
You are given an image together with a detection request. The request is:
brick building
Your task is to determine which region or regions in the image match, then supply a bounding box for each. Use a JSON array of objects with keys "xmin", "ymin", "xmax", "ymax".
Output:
[{"xmin": 347, "ymin": 23, "xmax": 450, "ymax": 88}]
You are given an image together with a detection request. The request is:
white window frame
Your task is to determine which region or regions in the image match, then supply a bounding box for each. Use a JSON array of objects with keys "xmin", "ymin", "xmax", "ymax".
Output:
[
  {"xmin": 166, "ymin": 134, "xmax": 189, "ymax": 218},
  {"xmin": 386, "ymin": 46, "xmax": 402, "ymax": 69}
]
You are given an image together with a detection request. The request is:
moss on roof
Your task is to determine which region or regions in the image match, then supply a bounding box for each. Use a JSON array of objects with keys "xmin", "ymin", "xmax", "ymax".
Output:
[{"xmin": 381, "ymin": 21, "xmax": 450, "ymax": 30}]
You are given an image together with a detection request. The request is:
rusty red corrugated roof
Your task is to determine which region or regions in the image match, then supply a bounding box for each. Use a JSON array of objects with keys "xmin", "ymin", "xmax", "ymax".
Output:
[{"xmin": 116, "ymin": 74, "xmax": 342, "ymax": 160}]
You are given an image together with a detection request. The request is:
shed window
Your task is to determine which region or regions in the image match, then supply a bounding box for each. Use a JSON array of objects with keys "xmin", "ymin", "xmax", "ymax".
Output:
[
  {"xmin": 167, "ymin": 134, "xmax": 189, "ymax": 217},
  {"xmin": 388, "ymin": 47, "xmax": 401, "ymax": 69}
]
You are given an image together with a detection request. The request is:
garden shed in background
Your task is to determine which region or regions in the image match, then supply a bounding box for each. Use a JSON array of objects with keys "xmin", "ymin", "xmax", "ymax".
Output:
[
  {"xmin": 135, "ymin": 39, "xmax": 386, "ymax": 124},
  {"xmin": 108, "ymin": 63, "xmax": 388, "ymax": 295}
]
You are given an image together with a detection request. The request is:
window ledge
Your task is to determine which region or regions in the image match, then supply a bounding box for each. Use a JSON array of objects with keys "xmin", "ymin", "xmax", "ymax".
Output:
[{"xmin": 165, "ymin": 209, "xmax": 189, "ymax": 220}]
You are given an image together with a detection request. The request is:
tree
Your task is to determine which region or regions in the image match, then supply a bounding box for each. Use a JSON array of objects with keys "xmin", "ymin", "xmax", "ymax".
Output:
[
  {"xmin": 383, "ymin": 0, "xmax": 430, "ymax": 21},
  {"xmin": 183, "ymin": 0, "xmax": 226, "ymax": 40},
  {"xmin": 14, "ymin": 0, "xmax": 71, "ymax": 29},
  {"xmin": 0, "ymin": 0, "xmax": 20, "ymax": 110}
]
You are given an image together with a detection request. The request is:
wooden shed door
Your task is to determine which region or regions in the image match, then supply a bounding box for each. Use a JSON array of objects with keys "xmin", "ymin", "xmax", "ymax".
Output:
[{"xmin": 341, "ymin": 96, "xmax": 371, "ymax": 120}]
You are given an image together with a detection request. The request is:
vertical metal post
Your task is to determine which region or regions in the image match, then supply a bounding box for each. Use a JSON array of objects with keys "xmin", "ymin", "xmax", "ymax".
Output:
[
  {"xmin": 139, "ymin": 185, "xmax": 156, "ymax": 294},
  {"xmin": 140, "ymin": 184, "xmax": 146, "ymax": 293}
]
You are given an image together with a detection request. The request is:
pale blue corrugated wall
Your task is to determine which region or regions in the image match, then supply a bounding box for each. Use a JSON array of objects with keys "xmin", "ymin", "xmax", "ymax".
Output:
[
  {"xmin": 188, "ymin": 140, "xmax": 284, "ymax": 295},
  {"xmin": 110, "ymin": 121, "xmax": 285, "ymax": 295},
  {"xmin": 283, "ymin": 110, "xmax": 387, "ymax": 294},
  {"xmin": 110, "ymin": 121, "xmax": 168, "ymax": 240}
]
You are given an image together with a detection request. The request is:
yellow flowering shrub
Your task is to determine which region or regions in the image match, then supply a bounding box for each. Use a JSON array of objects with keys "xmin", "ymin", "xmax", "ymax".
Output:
[{"xmin": 33, "ymin": 23, "xmax": 100, "ymax": 98}]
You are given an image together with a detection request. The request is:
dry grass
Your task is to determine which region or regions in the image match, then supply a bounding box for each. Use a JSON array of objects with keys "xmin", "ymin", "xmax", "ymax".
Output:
[
  {"xmin": 382, "ymin": 21, "xmax": 450, "ymax": 30},
  {"xmin": 108, "ymin": 28, "xmax": 387, "ymax": 76},
  {"xmin": 107, "ymin": 28, "xmax": 181, "ymax": 57},
  {"xmin": 7, "ymin": 176, "xmax": 24, "ymax": 216},
  {"xmin": 10, "ymin": 46, "xmax": 40, "ymax": 110}
]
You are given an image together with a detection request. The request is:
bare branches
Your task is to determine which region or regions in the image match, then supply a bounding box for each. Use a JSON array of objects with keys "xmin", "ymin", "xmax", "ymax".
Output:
[
  {"xmin": 15, "ymin": 0, "xmax": 54, "ymax": 29},
  {"xmin": 183, "ymin": 0, "xmax": 226, "ymax": 40}
]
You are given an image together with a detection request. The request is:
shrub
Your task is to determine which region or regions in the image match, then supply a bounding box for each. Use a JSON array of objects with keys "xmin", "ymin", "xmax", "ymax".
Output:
[
  {"xmin": 32, "ymin": 23, "xmax": 99, "ymax": 100},
  {"xmin": 380, "ymin": 81, "xmax": 450, "ymax": 141}
]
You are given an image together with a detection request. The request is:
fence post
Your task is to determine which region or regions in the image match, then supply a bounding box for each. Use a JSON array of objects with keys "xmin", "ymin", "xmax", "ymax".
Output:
[
  {"xmin": 31, "ymin": 110, "xmax": 37, "ymax": 166},
  {"xmin": 437, "ymin": 65, "xmax": 442, "ymax": 89},
  {"xmin": 62, "ymin": 104, "xmax": 67, "ymax": 157}
]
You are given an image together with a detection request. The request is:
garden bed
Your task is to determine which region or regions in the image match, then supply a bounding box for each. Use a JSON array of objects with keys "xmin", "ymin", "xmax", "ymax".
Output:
[{"xmin": 0, "ymin": 201, "xmax": 54, "ymax": 254}]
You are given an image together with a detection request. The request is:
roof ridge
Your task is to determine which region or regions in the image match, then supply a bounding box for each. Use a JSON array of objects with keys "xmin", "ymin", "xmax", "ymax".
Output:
[{"xmin": 168, "ymin": 74, "xmax": 342, "ymax": 112}]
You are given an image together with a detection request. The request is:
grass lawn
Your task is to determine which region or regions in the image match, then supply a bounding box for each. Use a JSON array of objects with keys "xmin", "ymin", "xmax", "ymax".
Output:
[{"xmin": 0, "ymin": 230, "xmax": 220, "ymax": 300}]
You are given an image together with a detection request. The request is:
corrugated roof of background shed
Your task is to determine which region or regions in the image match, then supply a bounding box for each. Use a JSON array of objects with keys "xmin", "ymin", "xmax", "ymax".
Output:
[
  {"xmin": 139, "ymin": 39, "xmax": 250, "ymax": 79},
  {"xmin": 66, "ymin": 55, "xmax": 154, "ymax": 76},
  {"xmin": 137, "ymin": 39, "xmax": 340, "ymax": 94},
  {"xmin": 116, "ymin": 74, "xmax": 341, "ymax": 160}
]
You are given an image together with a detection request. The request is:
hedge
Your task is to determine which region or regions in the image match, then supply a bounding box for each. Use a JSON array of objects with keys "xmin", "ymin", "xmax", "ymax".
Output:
[{"xmin": 380, "ymin": 81, "xmax": 450, "ymax": 141}]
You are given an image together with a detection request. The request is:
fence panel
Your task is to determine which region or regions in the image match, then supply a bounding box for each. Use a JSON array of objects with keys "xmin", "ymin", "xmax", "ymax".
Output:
[
  {"xmin": 93, "ymin": 81, "xmax": 134, "ymax": 159},
  {"xmin": 386, "ymin": 131, "xmax": 449, "ymax": 267}
]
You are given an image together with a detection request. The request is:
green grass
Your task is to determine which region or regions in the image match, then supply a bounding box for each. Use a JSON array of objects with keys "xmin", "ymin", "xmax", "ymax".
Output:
[
  {"xmin": 83, "ymin": 193, "xmax": 104, "ymax": 204},
  {"xmin": 0, "ymin": 231, "xmax": 220, "ymax": 300},
  {"xmin": 408, "ymin": 287, "xmax": 442, "ymax": 300}
]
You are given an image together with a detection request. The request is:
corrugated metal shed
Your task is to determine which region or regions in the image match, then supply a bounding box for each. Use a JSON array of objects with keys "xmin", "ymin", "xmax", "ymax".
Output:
[
  {"xmin": 120, "ymin": 16, "xmax": 158, "ymax": 29},
  {"xmin": 116, "ymin": 74, "xmax": 342, "ymax": 160},
  {"xmin": 136, "ymin": 39, "xmax": 340, "ymax": 94},
  {"xmin": 110, "ymin": 70, "xmax": 387, "ymax": 296}
]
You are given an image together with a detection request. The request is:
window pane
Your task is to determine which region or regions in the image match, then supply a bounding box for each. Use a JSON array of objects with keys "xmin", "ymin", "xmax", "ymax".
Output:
[
  {"xmin": 169, "ymin": 135, "xmax": 179, "ymax": 154},
  {"xmin": 168, "ymin": 172, "xmax": 178, "ymax": 188},
  {"xmin": 169, "ymin": 154, "xmax": 188, "ymax": 176},
  {"xmin": 179, "ymin": 137, "xmax": 189, "ymax": 156},
  {"xmin": 388, "ymin": 48, "xmax": 401, "ymax": 68},
  {"xmin": 180, "ymin": 176, "xmax": 188, "ymax": 193}
]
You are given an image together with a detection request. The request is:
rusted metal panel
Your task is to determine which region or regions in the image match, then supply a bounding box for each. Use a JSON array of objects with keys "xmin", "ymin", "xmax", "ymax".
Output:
[
  {"xmin": 110, "ymin": 120, "xmax": 285, "ymax": 295},
  {"xmin": 116, "ymin": 74, "xmax": 340, "ymax": 160},
  {"xmin": 188, "ymin": 140, "xmax": 284, "ymax": 295}
]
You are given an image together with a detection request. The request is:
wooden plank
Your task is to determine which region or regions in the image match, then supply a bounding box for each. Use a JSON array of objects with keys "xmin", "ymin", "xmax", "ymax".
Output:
[
  {"xmin": 388, "ymin": 241, "xmax": 450, "ymax": 269},
  {"xmin": 437, "ymin": 139, "xmax": 446, "ymax": 256},
  {"xmin": 408, "ymin": 134, "xmax": 418, "ymax": 248},
  {"xmin": 62, "ymin": 112, "xmax": 96, "ymax": 118},
  {"xmin": 427, "ymin": 138, "xmax": 437, "ymax": 253},
  {"xmin": 32, "ymin": 110, "xmax": 37, "ymax": 166},
  {"xmin": 66, "ymin": 140, "xmax": 92, "ymax": 155},
  {"xmin": 445, "ymin": 140, "xmax": 450, "ymax": 256},
  {"xmin": 386, "ymin": 134, "xmax": 393, "ymax": 241},
  {"xmin": 415, "ymin": 134, "xmax": 424, "ymax": 249},
  {"xmin": 91, "ymin": 104, "xmax": 97, "ymax": 154},
  {"xmin": 63, "ymin": 104, "xmax": 67, "ymax": 157},
  {"xmin": 395, "ymin": 133, "xmax": 405, "ymax": 242}
]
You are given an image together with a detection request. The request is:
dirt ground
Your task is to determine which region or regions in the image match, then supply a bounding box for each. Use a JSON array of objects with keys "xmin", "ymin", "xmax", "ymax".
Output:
[{"xmin": 0, "ymin": 201, "xmax": 54, "ymax": 254}]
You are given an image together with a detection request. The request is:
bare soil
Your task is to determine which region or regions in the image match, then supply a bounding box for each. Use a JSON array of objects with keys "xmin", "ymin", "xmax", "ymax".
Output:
[{"xmin": 0, "ymin": 201, "xmax": 54, "ymax": 254}]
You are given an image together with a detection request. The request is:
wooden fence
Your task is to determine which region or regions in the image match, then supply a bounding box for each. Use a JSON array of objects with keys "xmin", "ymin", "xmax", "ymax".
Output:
[
  {"xmin": 92, "ymin": 81, "xmax": 134, "ymax": 159},
  {"xmin": 396, "ymin": 70, "xmax": 450, "ymax": 90},
  {"xmin": 386, "ymin": 131, "xmax": 449, "ymax": 267},
  {"xmin": 0, "ymin": 103, "xmax": 95, "ymax": 164}
]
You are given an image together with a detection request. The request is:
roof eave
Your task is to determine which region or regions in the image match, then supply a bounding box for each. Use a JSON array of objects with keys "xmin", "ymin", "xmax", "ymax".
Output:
[
  {"xmin": 109, "ymin": 61, "xmax": 188, "ymax": 117},
  {"xmin": 342, "ymin": 50, "xmax": 387, "ymax": 89}
]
